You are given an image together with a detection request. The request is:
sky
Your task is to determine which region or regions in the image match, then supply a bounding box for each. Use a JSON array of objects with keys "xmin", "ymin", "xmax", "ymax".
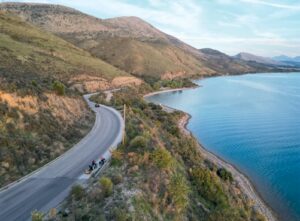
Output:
[{"xmin": 2, "ymin": 0, "xmax": 300, "ymax": 57}]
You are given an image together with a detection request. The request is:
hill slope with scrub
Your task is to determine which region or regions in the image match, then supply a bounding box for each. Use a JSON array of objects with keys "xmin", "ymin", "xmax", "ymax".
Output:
[
  {"xmin": 1, "ymin": 2, "xmax": 286, "ymax": 80},
  {"xmin": 0, "ymin": 11, "xmax": 140, "ymax": 187},
  {"xmin": 52, "ymin": 87, "xmax": 267, "ymax": 221}
]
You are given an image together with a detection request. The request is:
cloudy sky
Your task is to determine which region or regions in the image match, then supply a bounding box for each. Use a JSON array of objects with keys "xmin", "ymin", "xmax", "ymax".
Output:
[{"xmin": 3, "ymin": 0, "xmax": 300, "ymax": 57}]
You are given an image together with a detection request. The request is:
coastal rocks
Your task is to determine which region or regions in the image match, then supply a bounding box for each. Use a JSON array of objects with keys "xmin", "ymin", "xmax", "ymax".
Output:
[{"xmin": 178, "ymin": 113, "xmax": 191, "ymax": 136}]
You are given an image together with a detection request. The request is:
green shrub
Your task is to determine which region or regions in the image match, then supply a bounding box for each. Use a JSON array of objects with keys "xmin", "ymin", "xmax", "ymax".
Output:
[
  {"xmin": 150, "ymin": 79, "xmax": 196, "ymax": 90},
  {"xmin": 71, "ymin": 185, "xmax": 85, "ymax": 200},
  {"xmin": 52, "ymin": 80, "xmax": 65, "ymax": 95},
  {"xmin": 31, "ymin": 80, "xmax": 37, "ymax": 87},
  {"xmin": 31, "ymin": 210, "xmax": 43, "ymax": 221},
  {"xmin": 126, "ymin": 120, "xmax": 139, "ymax": 140},
  {"xmin": 151, "ymin": 148, "xmax": 173, "ymax": 170},
  {"xmin": 90, "ymin": 92, "xmax": 107, "ymax": 105},
  {"xmin": 113, "ymin": 208, "xmax": 130, "ymax": 221},
  {"xmin": 217, "ymin": 168, "xmax": 233, "ymax": 182},
  {"xmin": 129, "ymin": 135, "xmax": 148, "ymax": 150},
  {"xmin": 99, "ymin": 177, "xmax": 113, "ymax": 197},
  {"xmin": 175, "ymin": 137, "xmax": 202, "ymax": 168},
  {"xmin": 204, "ymin": 159, "xmax": 217, "ymax": 172},
  {"xmin": 252, "ymin": 211, "xmax": 266, "ymax": 221},
  {"xmin": 111, "ymin": 149, "xmax": 123, "ymax": 167},
  {"xmin": 112, "ymin": 174, "xmax": 123, "ymax": 185},
  {"xmin": 207, "ymin": 207, "xmax": 244, "ymax": 221},
  {"xmin": 190, "ymin": 168, "xmax": 228, "ymax": 208},
  {"xmin": 168, "ymin": 173, "xmax": 190, "ymax": 214}
]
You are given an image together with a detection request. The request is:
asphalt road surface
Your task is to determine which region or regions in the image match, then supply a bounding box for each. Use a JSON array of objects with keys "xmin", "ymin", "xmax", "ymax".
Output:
[{"xmin": 0, "ymin": 94, "xmax": 124, "ymax": 221}]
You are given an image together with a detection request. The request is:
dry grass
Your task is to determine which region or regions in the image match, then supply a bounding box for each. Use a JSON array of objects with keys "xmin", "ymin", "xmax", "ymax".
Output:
[{"xmin": 0, "ymin": 12, "xmax": 130, "ymax": 84}]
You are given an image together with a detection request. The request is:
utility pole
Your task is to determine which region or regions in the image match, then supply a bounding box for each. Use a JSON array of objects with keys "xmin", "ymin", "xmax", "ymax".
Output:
[{"xmin": 122, "ymin": 104, "xmax": 126, "ymax": 145}]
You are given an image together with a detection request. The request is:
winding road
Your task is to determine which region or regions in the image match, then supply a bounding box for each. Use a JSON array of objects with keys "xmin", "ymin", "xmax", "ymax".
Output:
[{"xmin": 0, "ymin": 94, "xmax": 124, "ymax": 221}]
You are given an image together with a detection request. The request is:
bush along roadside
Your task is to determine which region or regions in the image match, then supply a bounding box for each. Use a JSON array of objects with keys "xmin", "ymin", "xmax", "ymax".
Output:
[{"xmin": 48, "ymin": 86, "xmax": 266, "ymax": 221}]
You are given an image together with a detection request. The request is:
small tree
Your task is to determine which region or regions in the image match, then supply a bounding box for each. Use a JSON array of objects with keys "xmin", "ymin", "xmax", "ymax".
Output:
[
  {"xmin": 129, "ymin": 135, "xmax": 148, "ymax": 150},
  {"xmin": 167, "ymin": 174, "xmax": 190, "ymax": 214},
  {"xmin": 190, "ymin": 168, "xmax": 227, "ymax": 207},
  {"xmin": 99, "ymin": 177, "xmax": 113, "ymax": 197},
  {"xmin": 52, "ymin": 80, "xmax": 65, "ymax": 95},
  {"xmin": 151, "ymin": 148, "xmax": 173, "ymax": 170},
  {"xmin": 71, "ymin": 184, "xmax": 85, "ymax": 200},
  {"xmin": 31, "ymin": 80, "xmax": 38, "ymax": 87},
  {"xmin": 217, "ymin": 168, "xmax": 233, "ymax": 182},
  {"xmin": 111, "ymin": 149, "xmax": 123, "ymax": 166}
]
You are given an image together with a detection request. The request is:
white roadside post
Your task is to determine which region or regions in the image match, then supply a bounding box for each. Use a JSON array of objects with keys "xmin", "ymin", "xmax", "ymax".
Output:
[{"xmin": 122, "ymin": 104, "xmax": 126, "ymax": 145}]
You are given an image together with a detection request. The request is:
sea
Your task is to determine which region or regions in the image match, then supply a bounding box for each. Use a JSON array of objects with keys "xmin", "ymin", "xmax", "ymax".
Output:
[{"xmin": 147, "ymin": 73, "xmax": 300, "ymax": 221}]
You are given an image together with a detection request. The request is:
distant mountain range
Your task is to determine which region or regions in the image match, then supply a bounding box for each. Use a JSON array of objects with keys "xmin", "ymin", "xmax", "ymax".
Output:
[
  {"xmin": 234, "ymin": 52, "xmax": 283, "ymax": 66},
  {"xmin": 272, "ymin": 55, "xmax": 300, "ymax": 67},
  {"xmin": 233, "ymin": 52, "xmax": 300, "ymax": 68},
  {"xmin": 273, "ymin": 55, "xmax": 300, "ymax": 62},
  {"xmin": 198, "ymin": 49, "xmax": 280, "ymax": 74}
]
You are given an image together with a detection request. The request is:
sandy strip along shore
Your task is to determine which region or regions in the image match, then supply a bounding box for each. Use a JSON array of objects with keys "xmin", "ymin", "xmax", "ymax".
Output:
[
  {"xmin": 144, "ymin": 87, "xmax": 278, "ymax": 221},
  {"xmin": 143, "ymin": 87, "xmax": 198, "ymax": 98}
]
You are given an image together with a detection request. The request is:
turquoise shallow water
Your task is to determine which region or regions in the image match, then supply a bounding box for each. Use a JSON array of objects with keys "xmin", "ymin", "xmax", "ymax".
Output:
[{"xmin": 147, "ymin": 73, "xmax": 300, "ymax": 221}]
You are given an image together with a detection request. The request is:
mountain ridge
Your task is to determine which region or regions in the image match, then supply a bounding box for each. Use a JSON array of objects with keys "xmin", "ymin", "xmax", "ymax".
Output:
[
  {"xmin": 1, "ymin": 2, "xmax": 288, "ymax": 79},
  {"xmin": 234, "ymin": 52, "xmax": 282, "ymax": 66},
  {"xmin": 273, "ymin": 55, "xmax": 300, "ymax": 62}
]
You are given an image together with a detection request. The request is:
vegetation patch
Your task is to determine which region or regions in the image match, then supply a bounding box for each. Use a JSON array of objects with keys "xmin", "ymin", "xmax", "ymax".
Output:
[{"xmin": 52, "ymin": 86, "xmax": 266, "ymax": 221}]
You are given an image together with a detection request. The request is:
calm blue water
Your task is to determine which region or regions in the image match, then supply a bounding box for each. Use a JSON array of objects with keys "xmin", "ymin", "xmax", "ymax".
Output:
[{"xmin": 147, "ymin": 73, "xmax": 300, "ymax": 221}]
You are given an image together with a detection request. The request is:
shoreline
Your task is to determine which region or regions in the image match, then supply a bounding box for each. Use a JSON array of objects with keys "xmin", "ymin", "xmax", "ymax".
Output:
[
  {"xmin": 145, "ymin": 87, "xmax": 278, "ymax": 221},
  {"xmin": 143, "ymin": 86, "xmax": 199, "ymax": 98}
]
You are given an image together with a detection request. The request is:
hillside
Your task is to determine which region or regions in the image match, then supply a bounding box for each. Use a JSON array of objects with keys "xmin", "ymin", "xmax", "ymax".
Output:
[
  {"xmin": 0, "ymin": 11, "xmax": 141, "ymax": 187},
  {"xmin": 0, "ymin": 4, "xmax": 279, "ymax": 220},
  {"xmin": 47, "ymin": 87, "xmax": 268, "ymax": 221},
  {"xmin": 0, "ymin": 2, "xmax": 279, "ymax": 79},
  {"xmin": 199, "ymin": 48, "xmax": 257, "ymax": 74},
  {"xmin": 0, "ymin": 10, "xmax": 142, "ymax": 93}
]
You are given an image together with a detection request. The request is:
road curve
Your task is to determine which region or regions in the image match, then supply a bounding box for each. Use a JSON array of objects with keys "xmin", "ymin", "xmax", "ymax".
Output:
[{"xmin": 0, "ymin": 94, "xmax": 124, "ymax": 221}]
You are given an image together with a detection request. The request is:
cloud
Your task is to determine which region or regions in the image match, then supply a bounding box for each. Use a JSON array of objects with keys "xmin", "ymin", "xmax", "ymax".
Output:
[
  {"xmin": 239, "ymin": 0, "xmax": 300, "ymax": 10},
  {"xmin": 176, "ymin": 33, "xmax": 300, "ymax": 56},
  {"xmin": 180, "ymin": 36, "xmax": 300, "ymax": 47},
  {"xmin": 218, "ymin": 21, "xmax": 241, "ymax": 28}
]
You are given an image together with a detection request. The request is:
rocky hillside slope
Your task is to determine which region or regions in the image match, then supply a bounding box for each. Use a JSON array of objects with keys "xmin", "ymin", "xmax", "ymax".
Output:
[
  {"xmin": 0, "ymin": 11, "xmax": 141, "ymax": 187},
  {"xmin": 50, "ymin": 88, "xmax": 268, "ymax": 221},
  {"xmin": 0, "ymin": 10, "xmax": 141, "ymax": 92},
  {"xmin": 0, "ymin": 2, "xmax": 281, "ymax": 79}
]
